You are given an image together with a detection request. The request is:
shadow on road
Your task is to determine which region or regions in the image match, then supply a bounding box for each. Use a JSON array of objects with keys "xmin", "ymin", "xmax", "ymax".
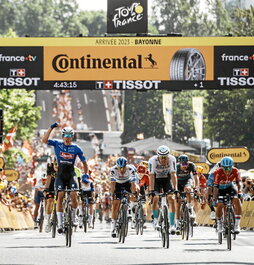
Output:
[
  {"xmin": 5, "ymin": 245, "xmax": 64, "ymax": 249},
  {"xmin": 125, "ymin": 263, "xmax": 254, "ymax": 265},
  {"xmin": 114, "ymin": 246, "xmax": 162, "ymax": 249}
]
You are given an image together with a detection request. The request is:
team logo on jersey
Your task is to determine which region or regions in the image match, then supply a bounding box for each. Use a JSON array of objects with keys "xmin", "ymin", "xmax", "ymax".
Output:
[{"xmin": 60, "ymin": 151, "xmax": 74, "ymax": 159}]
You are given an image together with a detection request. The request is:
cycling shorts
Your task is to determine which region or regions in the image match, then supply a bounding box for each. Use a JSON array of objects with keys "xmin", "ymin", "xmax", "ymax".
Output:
[
  {"xmin": 114, "ymin": 181, "xmax": 132, "ymax": 200},
  {"xmin": 34, "ymin": 190, "xmax": 44, "ymax": 204},
  {"xmin": 178, "ymin": 178, "xmax": 193, "ymax": 192},
  {"xmin": 80, "ymin": 190, "xmax": 93, "ymax": 204},
  {"xmin": 54, "ymin": 176, "xmax": 78, "ymax": 191},
  {"xmin": 154, "ymin": 178, "xmax": 173, "ymax": 193},
  {"xmin": 218, "ymin": 186, "xmax": 238, "ymax": 203}
]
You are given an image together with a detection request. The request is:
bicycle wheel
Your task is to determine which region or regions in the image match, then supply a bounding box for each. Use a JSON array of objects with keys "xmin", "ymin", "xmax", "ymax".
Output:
[
  {"xmin": 83, "ymin": 205, "xmax": 88, "ymax": 233},
  {"xmin": 122, "ymin": 205, "xmax": 128, "ymax": 243},
  {"xmin": 38, "ymin": 204, "xmax": 44, "ymax": 233},
  {"xmin": 226, "ymin": 209, "xmax": 232, "ymax": 250},
  {"xmin": 190, "ymin": 218, "xmax": 194, "ymax": 238},
  {"xmin": 67, "ymin": 207, "xmax": 72, "ymax": 247},
  {"xmin": 139, "ymin": 206, "xmax": 145, "ymax": 235},
  {"xmin": 134, "ymin": 205, "xmax": 139, "ymax": 235},
  {"xmin": 52, "ymin": 206, "xmax": 57, "ymax": 238},
  {"xmin": 180, "ymin": 206, "xmax": 185, "ymax": 240},
  {"xmin": 92, "ymin": 210, "xmax": 96, "ymax": 229},
  {"xmin": 163, "ymin": 206, "xmax": 169, "ymax": 248},
  {"xmin": 184, "ymin": 206, "xmax": 190, "ymax": 240}
]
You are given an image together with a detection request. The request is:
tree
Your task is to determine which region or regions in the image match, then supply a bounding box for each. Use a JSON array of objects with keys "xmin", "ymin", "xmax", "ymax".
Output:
[{"xmin": 0, "ymin": 89, "xmax": 41, "ymax": 140}]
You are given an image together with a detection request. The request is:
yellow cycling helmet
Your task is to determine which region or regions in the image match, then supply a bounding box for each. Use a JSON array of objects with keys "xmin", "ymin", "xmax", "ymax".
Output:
[
  {"xmin": 196, "ymin": 166, "xmax": 204, "ymax": 174},
  {"xmin": 140, "ymin": 161, "xmax": 148, "ymax": 169}
]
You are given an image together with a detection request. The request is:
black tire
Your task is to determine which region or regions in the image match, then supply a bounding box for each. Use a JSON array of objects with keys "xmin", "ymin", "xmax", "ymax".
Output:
[
  {"xmin": 52, "ymin": 206, "xmax": 57, "ymax": 238},
  {"xmin": 135, "ymin": 206, "xmax": 139, "ymax": 235},
  {"xmin": 38, "ymin": 204, "xmax": 44, "ymax": 233},
  {"xmin": 122, "ymin": 205, "xmax": 128, "ymax": 243},
  {"xmin": 190, "ymin": 218, "xmax": 194, "ymax": 238},
  {"xmin": 227, "ymin": 209, "xmax": 232, "ymax": 250},
  {"xmin": 163, "ymin": 206, "xmax": 169, "ymax": 248},
  {"xmin": 218, "ymin": 231, "xmax": 222, "ymax": 244},
  {"xmin": 68, "ymin": 207, "xmax": 72, "ymax": 247},
  {"xmin": 180, "ymin": 206, "xmax": 185, "ymax": 240},
  {"xmin": 83, "ymin": 206, "xmax": 88, "ymax": 233},
  {"xmin": 170, "ymin": 48, "xmax": 206, "ymax": 81},
  {"xmin": 92, "ymin": 210, "xmax": 95, "ymax": 229},
  {"xmin": 184, "ymin": 206, "xmax": 190, "ymax": 241},
  {"xmin": 139, "ymin": 206, "xmax": 145, "ymax": 236}
]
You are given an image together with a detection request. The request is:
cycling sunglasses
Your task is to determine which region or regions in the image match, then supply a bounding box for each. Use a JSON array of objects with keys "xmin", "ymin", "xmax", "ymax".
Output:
[
  {"xmin": 63, "ymin": 133, "xmax": 73, "ymax": 138},
  {"xmin": 159, "ymin": 155, "xmax": 168, "ymax": 160},
  {"xmin": 222, "ymin": 166, "xmax": 232, "ymax": 171}
]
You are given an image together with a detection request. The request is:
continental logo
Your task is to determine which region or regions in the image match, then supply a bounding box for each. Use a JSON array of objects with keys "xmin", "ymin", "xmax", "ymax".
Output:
[
  {"xmin": 207, "ymin": 147, "xmax": 250, "ymax": 163},
  {"xmin": 52, "ymin": 54, "xmax": 158, "ymax": 73}
]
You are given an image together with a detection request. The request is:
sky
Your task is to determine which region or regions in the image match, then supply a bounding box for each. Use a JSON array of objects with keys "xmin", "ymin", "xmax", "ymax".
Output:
[{"xmin": 76, "ymin": 0, "xmax": 152, "ymax": 14}]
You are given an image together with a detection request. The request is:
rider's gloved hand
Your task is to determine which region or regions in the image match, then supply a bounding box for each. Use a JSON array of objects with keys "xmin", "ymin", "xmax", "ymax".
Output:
[
  {"xmin": 50, "ymin": 122, "xmax": 58, "ymax": 129},
  {"xmin": 238, "ymin": 193, "xmax": 243, "ymax": 199},
  {"xmin": 149, "ymin": 190, "xmax": 155, "ymax": 197},
  {"xmin": 81, "ymin": 173, "xmax": 90, "ymax": 183}
]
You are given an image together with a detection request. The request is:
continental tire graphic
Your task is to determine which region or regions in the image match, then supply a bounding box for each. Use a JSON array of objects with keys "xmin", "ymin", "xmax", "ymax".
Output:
[{"xmin": 170, "ymin": 48, "xmax": 206, "ymax": 80}]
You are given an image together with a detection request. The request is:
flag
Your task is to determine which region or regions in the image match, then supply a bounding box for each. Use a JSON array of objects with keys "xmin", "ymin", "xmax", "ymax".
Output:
[
  {"xmin": 162, "ymin": 94, "xmax": 173, "ymax": 137},
  {"xmin": 192, "ymin": 97, "xmax": 203, "ymax": 140},
  {"xmin": 2, "ymin": 127, "xmax": 16, "ymax": 152}
]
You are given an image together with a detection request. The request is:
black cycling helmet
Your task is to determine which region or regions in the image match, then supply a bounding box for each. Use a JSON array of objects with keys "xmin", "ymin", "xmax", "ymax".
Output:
[{"xmin": 178, "ymin": 154, "xmax": 189, "ymax": 164}]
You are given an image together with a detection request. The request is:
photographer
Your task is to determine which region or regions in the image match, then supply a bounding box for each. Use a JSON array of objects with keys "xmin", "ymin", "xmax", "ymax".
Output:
[{"xmin": 243, "ymin": 177, "xmax": 254, "ymax": 201}]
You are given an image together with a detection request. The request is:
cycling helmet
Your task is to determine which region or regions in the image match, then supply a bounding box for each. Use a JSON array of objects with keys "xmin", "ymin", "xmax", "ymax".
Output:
[
  {"xmin": 116, "ymin": 157, "xmax": 127, "ymax": 168},
  {"xmin": 82, "ymin": 173, "xmax": 90, "ymax": 184},
  {"xmin": 196, "ymin": 166, "xmax": 203, "ymax": 174},
  {"xmin": 140, "ymin": 161, "xmax": 148, "ymax": 169},
  {"xmin": 157, "ymin": 145, "xmax": 170, "ymax": 156},
  {"xmin": 221, "ymin": 156, "xmax": 233, "ymax": 167},
  {"xmin": 178, "ymin": 154, "xmax": 189, "ymax": 163},
  {"xmin": 41, "ymin": 173, "xmax": 47, "ymax": 180},
  {"xmin": 62, "ymin": 127, "xmax": 74, "ymax": 137}
]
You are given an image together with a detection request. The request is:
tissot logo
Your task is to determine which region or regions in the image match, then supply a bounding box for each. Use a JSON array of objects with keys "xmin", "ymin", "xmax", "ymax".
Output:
[{"xmin": 52, "ymin": 54, "xmax": 152, "ymax": 73}]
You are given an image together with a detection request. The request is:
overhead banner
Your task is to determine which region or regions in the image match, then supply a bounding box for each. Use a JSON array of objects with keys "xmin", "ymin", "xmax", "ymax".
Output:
[
  {"xmin": 0, "ymin": 37, "xmax": 254, "ymax": 90},
  {"xmin": 162, "ymin": 94, "xmax": 173, "ymax": 136},
  {"xmin": 107, "ymin": 0, "xmax": 148, "ymax": 33},
  {"xmin": 207, "ymin": 147, "xmax": 250, "ymax": 163},
  {"xmin": 192, "ymin": 97, "xmax": 203, "ymax": 140}
]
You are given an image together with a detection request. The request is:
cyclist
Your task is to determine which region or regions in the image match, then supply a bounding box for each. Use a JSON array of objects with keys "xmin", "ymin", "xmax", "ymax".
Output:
[
  {"xmin": 42, "ymin": 122, "xmax": 89, "ymax": 233},
  {"xmin": 110, "ymin": 156, "xmax": 137, "ymax": 238},
  {"xmin": 137, "ymin": 161, "xmax": 150, "ymax": 201},
  {"xmin": 196, "ymin": 166, "xmax": 207, "ymax": 209},
  {"xmin": 148, "ymin": 145, "xmax": 177, "ymax": 234},
  {"xmin": 207, "ymin": 161, "xmax": 221, "ymax": 220},
  {"xmin": 103, "ymin": 191, "xmax": 112, "ymax": 223},
  {"xmin": 44, "ymin": 157, "xmax": 58, "ymax": 233},
  {"xmin": 33, "ymin": 173, "xmax": 47, "ymax": 228},
  {"xmin": 213, "ymin": 156, "xmax": 242, "ymax": 234},
  {"xmin": 175, "ymin": 154, "xmax": 199, "ymax": 233},
  {"xmin": 79, "ymin": 174, "xmax": 95, "ymax": 228}
]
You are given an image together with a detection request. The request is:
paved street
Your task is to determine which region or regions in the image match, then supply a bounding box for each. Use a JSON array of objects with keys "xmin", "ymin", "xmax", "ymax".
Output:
[{"xmin": 1, "ymin": 222, "xmax": 253, "ymax": 265}]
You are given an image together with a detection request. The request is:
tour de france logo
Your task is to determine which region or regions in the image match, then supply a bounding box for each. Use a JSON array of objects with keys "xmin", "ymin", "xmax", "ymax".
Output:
[{"xmin": 112, "ymin": 2, "xmax": 144, "ymax": 28}]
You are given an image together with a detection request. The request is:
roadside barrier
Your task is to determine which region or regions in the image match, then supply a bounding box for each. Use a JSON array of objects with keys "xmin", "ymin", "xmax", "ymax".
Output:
[
  {"xmin": 195, "ymin": 201, "xmax": 254, "ymax": 228},
  {"xmin": 0, "ymin": 203, "xmax": 34, "ymax": 231}
]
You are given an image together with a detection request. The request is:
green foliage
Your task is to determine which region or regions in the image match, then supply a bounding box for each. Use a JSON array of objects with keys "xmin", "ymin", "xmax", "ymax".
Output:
[{"xmin": 0, "ymin": 89, "xmax": 41, "ymax": 140}]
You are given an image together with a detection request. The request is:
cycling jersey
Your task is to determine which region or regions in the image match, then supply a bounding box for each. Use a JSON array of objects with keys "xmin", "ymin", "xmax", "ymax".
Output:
[
  {"xmin": 214, "ymin": 167, "xmax": 241, "ymax": 189},
  {"xmin": 139, "ymin": 174, "xmax": 149, "ymax": 188},
  {"xmin": 148, "ymin": 155, "xmax": 176, "ymax": 179},
  {"xmin": 176, "ymin": 162, "xmax": 196, "ymax": 181},
  {"xmin": 81, "ymin": 181, "xmax": 94, "ymax": 192},
  {"xmin": 110, "ymin": 165, "xmax": 136, "ymax": 184},
  {"xmin": 199, "ymin": 174, "xmax": 207, "ymax": 188},
  {"xmin": 47, "ymin": 139, "xmax": 86, "ymax": 165}
]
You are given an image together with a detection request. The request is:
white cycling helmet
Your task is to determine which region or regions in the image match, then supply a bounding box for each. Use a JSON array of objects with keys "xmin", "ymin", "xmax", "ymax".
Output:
[
  {"xmin": 157, "ymin": 145, "xmax": 170, "ymax": 156},
  {"xmin": 62, "ymin": 127, "xmax": 74, "ymax": 137}
]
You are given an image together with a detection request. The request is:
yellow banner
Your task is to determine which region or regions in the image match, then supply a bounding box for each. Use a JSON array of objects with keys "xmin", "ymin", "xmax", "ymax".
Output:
[
  {"xmin": 207, "ymin": 147, "xmax": 250, "ymax": 163},
  {"xmin": 192, "ymin": 97, "xmax": 203, "ymax": 140},
  {"xmin": 43, "ymin": 46, "xmax": 214, "ymax": 81},
  {"xmin": 162, "ymin": 94, "xmax": 173, "ymax": 136}
]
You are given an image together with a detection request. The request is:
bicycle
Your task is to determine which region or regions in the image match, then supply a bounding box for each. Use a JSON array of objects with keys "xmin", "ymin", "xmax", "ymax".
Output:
[
  {"xmin": 154, "ymin": 191, "xmax": 174, "ymax": 248},
  {"xmin": 134, "ymin": 195, "xmax": 146, "ymax": 235},
  {"xmin": 79, "ymin": 192, "xmax": 92, "ymax": 232},
  {"xmin": 177, "ymin": 191, "xmax": 195, "ymax": 240},
  {"xmin": 217, "ymin": 194, "xmax": 236, "ymax": 250},
  {"xmin": 50, "ymin": 193, "xmax": 57, "ymax": 238},
  {"xmin": 62, "ymin": 188, "xmax": 77, "ymax": 247},
  {"xmin": 117, "ymin": 189, "xmax": 133, "ymax": 243},
  {"xmin": 38, "ymin": 196, "xmax": 45, "ymax": 233}
]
